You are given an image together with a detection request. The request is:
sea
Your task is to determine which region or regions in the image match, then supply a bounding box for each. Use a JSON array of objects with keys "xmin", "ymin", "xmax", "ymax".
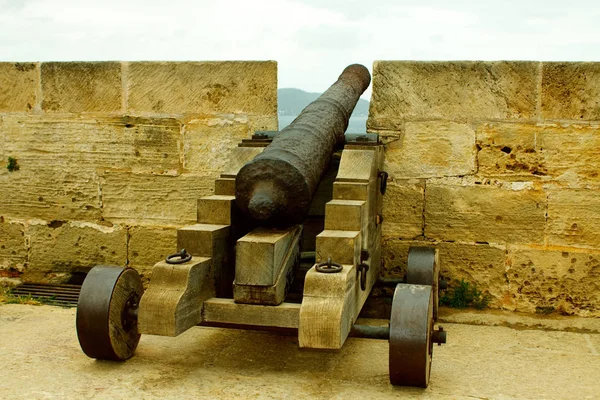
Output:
[{"xmin": 278, "ymin": 115, "xmax": 368, "ymax": 133}]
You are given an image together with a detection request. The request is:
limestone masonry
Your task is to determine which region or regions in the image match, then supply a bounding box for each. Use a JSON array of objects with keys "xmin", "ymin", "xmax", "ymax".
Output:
[
  {"xmin": 370, "ymin": 61, "xmax": 600, "ymax": 317},
  {"xmin": 1, "ymin": 61, "xmax": 599, "ymax": 317}
]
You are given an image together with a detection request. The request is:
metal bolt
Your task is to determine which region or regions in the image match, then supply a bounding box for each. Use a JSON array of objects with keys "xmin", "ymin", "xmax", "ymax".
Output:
[
  {"xmin": 432, "ymin": 326, "xmax": 447, "ymax": 346},
  {"xmin": 439, "ymin": 279, "xmax": 448, "ymax": 290}
]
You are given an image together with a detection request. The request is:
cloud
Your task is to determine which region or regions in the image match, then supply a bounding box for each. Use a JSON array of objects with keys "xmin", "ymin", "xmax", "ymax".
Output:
[{"xmin": 0, "ymin": 0, "xmax": 599, "ymax": 98}]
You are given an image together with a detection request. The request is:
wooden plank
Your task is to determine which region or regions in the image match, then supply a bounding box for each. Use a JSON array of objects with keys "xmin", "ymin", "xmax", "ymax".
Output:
[
  {"xmin": 235, "ymin": 225, "xmax": 301, "ymax": 286},
  {"xmin": 177, "ymin": 223, "xmax": 232, "ymax": 298},
  {"xmin": 332, "ymin": 181, "xmax": 369, "ymax": 201},
  {"xmin": 177, "ymin": 224, "xmax": 229, "ymax": 257},
  {"xmin": 336, "ymin": 149, "xmax": 376, "ymax": 182},
  {"xmin": 234, "ymin": 225, "xmax": 302, "ymax": 305},
  {"xmin": 299, "ymin": 264, "xmax": 356, "ymax": 349},
  {"xmin": 197, "ymin": 195, "xmax": 235, "ymax": 225},
  {"xmin": 214, "ymin": 177, "xmax": 235, "ymax": 196},
  {"xmin": 307, "ymin": 158, "xmax": 339, "ymax": 217},
  {"xmin": 138, "ymin": 257, "xmax": 214, "ymax": 337},
  {"xmin": 324, "ymin": 200, "xmax": 365, "ymax": 231},
  {"xmin": 202, "ymin": 298, "xmax": 300, "ymax": 329},
  {"xmin": 315, "ymin": 230, "xmax": 361, "ymax": 265},
  {"xmin": 298, "ymin": 144, "xmax": 385, "ymax": 350}
]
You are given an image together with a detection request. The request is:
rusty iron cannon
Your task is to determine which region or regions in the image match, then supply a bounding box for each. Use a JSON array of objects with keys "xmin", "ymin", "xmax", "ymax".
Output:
[
  {"xmin": 236, "ymin": 64, "xmax": 371, "ymax": 226},
  {"xmin": 75, "ymin": 64, "xmax": 447, "ymax": 388}
]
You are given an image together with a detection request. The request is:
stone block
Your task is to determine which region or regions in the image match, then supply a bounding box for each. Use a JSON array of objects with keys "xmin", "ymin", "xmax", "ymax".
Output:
[
  {"xmin": 127, "ymin": 61, "xmax": 277, "ymax": 115},
  {"xmin": 0, "ymin": 221, "xmax": 27, "ymax": 271},
  {"xmin": 477, "ymin": 122, "xmax": 600, "ymax": 182},
  {"xmin": 2, "ymin": 115, "xmax": 181, "ymax": 175},
  {"xmin": 476, "ymin": 122, "xmax": 543, "ymax": 177},
  {"xmin": 381, "ymin": 180, "xmax": 424, "ymax": 239},
  {"xmin": 1, "ymin": 115, "xmax": 182, "ymax": 221},
  {"xmin": 0, "ymin": 63, "xmax": 38, "ymax": 112},
  {"xmin": 384, "ymin": 121, "xmax": 476, "ymax": 178},
  {"xmin": 380, "ymin": 237, "xmax": 412, "ymax": 278},
  {"xmin": 368, "ymin": 61, "xmax": 538, "ymax": 128},
  {"xmin": 184, "ymin": 116, "xmax": 254, "ymax": 174},
  {"xmin": 425, "ymin": 183, "xmax": 546, "ymax": 244},
  {"xmin": 541, "ymin": 62, "xmax": 600, "ymax": 120},
  {"xmin": 25, "ymin": 222, "xmax": 127, "ymax": 282},
  {"xmin": 548, "ymin": 189, "xmax": 600, "ymax": 248},
  {"xmin": 438, "ymin": 242, "xmax": 508, "ymax": 308},
  {"xmin": 101, "ymin": 172, "xmax": 214, "ymax": 225},
  {"xmin": 0, "ymin": 168, "xmax": 101, "ymax": 221},
  {"xmin": 128, "ymin": 226, "xmax": 177, "ymax": 277},
  {"xmin": 41, "ymin": 62, "xmax": 121, "ymax": 113},
  {"xmin": 508, "ymin": 247, "xmax": 600, "ymax": 316},
  {"xmin": 537, "ymin": 123, "xmax": 600, "ymax": 183}
]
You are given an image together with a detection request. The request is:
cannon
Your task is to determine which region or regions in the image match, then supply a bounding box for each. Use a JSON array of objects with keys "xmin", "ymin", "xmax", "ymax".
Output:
[{"xmin": 75, "ymin": 64, "xmax": 447, "ymax": 388}]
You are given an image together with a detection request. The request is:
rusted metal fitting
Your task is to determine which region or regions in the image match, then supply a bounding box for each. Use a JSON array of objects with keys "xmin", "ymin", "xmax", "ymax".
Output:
[
  {"xmin": 379, "ymin": 171, "xmax": 389, "ymax": 195},
  {"xmin": 166, "ymin": 249, "xmax": 192, "ymax": 264},
  {"xmin": 432, "ymin": 326, "xmax": 447, "ymax": 346},
  {"xmin": 315, "ymin": 257, "xmax": 343, "ymax": 273},
  {"xmin": 358, "ymin": 262, "xmax": 370, "ymax": 291}
]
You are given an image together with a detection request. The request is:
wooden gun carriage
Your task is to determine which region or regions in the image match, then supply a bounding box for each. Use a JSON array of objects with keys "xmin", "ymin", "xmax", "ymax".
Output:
[{"xmin": 76, "ymin": 64, "xmax": 447, "ymax": 388}]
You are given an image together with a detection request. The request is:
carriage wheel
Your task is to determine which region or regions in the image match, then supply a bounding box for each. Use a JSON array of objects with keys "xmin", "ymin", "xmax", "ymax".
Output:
[
  {"xmin": 389, "ymin": 283, "xmax": 434, "ymax": 388},
  {"xmin": 76, "ymin": 266, "xmax": 143, "ymax": 361},
  {"xmin": 406, "ymin": 246, "xmax": 440, "ymax": 320}
]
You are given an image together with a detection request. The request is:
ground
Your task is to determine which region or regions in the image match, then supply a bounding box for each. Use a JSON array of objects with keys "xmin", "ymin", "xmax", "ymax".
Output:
[{"xmin": 0, "ymin": 304, "xmax": 599, "ymax": 399}]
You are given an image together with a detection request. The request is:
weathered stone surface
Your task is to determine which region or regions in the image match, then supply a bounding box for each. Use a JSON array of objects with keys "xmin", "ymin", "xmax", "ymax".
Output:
[
  {"xmin": 537, "ymin": 123, "xmax": 600, "ymax": 182},
  {"xmin": 477, "ymin": 122, "xmax": 600, "ymax": 182},
  {"xmin": 0, "ymin": 168, "xmax": 101, "ymax": 221},
  {"xmin": 425, "ymin": 183, "xmax": 546, "ymax": 244},
  {"xmin": 0, "ymin": 115, "xmax": 183, "ymax": 221},
  {"xmin": 41, "ymin": 62, "xmax": 121, "ymax": 113},
  {"xmin": 509, "ymin": 247, "xmax": 600, "ymax": 316},
  {"xmin": 0, "ymin": 222, "xmax": 27, "ymax": 271},
  {"xmin": 2, "ymin": 115, "xmax": 181, "ymax": 175},
  {"xmin": 385, "ymin": 121, "xmax": 476, "ymax": 178},
  {"xmin": 127, "ymin": 62, "xmax": 277, "ymax": 116},
  {"xmin": 25, "ymin": 222, "xmax": 127, "ymax": 282},
  {"xmin": 380, "ymin": 238, "xmax": 413, "ymax": 278},
  {"xmin": 368, "ymin": 61, "xmax": 538, "ymax": 128},
  {"xmin": 184, "ymin": 115, "xmax": 276, "ymax": 174},
  {"xmin": 101, "ymin": 172, "xmax": 214, "ymax": 225},
  {"xmin": 548, "ymin": 189, "xmax": 600, "ymax": 248},
  {"xmin": 438, "ymin": 242, "xmax": 508, "ymax": 308},
  {"xmin": 382, "ymin": 180, "xmax": 423, "ymax": 238},
  {"xmin": 0, "ymin": 63, "xmax": 38, "ymax": 112},
  {"xmin": 476, "ymin": 123, "xmax": 542, "ymax": 177},
  {"xmin": 541, "ymin": 62, "xmax": 600, "ymax": 121},
  {"xmin": 128, "ymin": 226, "xmax": 177, "ymax": 277}
]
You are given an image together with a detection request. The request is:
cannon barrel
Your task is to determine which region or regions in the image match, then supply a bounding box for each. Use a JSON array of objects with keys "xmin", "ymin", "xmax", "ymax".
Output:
[{"xmin": 235, "ymin": 64, "xmax": 371, "ymax": 226}]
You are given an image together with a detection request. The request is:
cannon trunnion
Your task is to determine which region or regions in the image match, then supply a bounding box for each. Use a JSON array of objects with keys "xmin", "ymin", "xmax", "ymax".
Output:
[{"xmin": 75, "ymin": 64, "xmax": 447, "ymax": 388}]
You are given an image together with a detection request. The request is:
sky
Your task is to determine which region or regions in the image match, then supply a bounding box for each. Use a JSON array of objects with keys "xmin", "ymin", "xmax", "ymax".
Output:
[{"xmin": 1, "ymin": 0, "xmax": 600, "ymax": 99}]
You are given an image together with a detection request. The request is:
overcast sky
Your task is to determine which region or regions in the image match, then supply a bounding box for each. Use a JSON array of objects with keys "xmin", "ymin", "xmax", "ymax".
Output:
[{"xmin": 1, "ymin": 0, "xmax": 600, "ymax": 98}]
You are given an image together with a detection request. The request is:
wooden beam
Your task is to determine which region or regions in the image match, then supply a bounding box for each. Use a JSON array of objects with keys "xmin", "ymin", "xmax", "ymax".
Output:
[
  {"xmin": 197, "ymin": 195, "xmax": 235, "ymax": 225},
  {"xmin": 234, "ymin": 225, "xmax": 302, "ymax": 305},
  {"xmin": 138, "ymin": 257, "xmax": 214, "ymax": 337},
  {"xmin": 235, "ymin": 225, "xmax": 301, "ymax": 286},
  {"xmin": 202, "ymin": 298, "xmax": 300, "ymax": 329}
]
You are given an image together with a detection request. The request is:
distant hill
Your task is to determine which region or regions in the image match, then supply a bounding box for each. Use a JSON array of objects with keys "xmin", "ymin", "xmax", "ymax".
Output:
[{"xmin": 278, "ymin": 88, "xmax": 369, "ymax": 117}]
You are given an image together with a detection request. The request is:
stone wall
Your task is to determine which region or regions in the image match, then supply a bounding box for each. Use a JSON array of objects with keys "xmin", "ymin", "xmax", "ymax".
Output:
[
  {"xmin": 0, "ymin": 61, "xmax": 278, "ymax": 284},
  {"xmin": 2, "ymin": 60, "xmax": 599, "ymax": 317},
  {"xmin": 369, "ymin": 61, "xmax": 600, "ymax": 317}
]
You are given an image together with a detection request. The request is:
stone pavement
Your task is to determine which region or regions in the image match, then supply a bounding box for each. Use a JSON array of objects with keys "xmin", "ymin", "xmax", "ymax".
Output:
[{"xmin": 0, "ymin": 304, "xmax": 599, "ymax": 399}]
